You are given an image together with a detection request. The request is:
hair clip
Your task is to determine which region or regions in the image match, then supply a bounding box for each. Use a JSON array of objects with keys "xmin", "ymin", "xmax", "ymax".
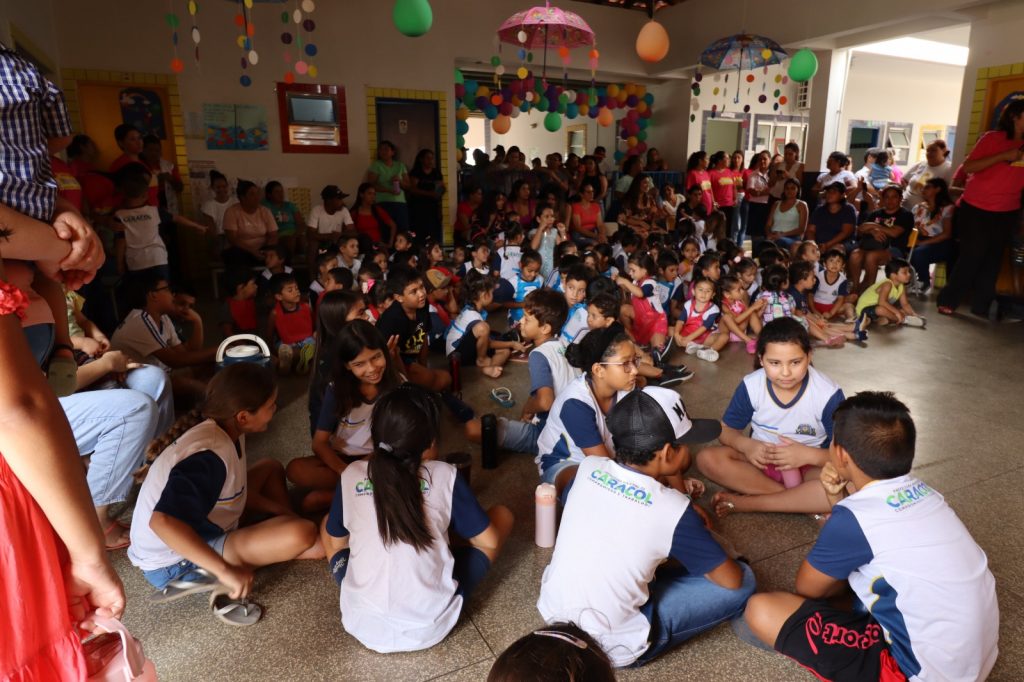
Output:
[
  {"xmin": 532, "ymin": 630, "xmax": 588, "ymax": 650},
  {"xmin": 377, "ymin": 442, "xmax": 393, "ymax": 452}
]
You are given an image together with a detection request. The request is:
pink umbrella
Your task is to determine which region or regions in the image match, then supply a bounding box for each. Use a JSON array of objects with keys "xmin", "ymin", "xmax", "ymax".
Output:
[{"xmin": 497, "ymin": 2, "xmax": 595, "ymax": 49}]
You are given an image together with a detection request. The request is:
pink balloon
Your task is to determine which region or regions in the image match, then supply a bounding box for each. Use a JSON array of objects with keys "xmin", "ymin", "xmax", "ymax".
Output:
[{"xmin": 295, "ymin": 60, "xmax": 308, "ymax": 75}]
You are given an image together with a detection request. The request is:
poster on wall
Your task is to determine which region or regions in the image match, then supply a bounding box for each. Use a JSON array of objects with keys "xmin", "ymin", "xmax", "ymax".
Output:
[
  {"xmin": 120, "ymin": 88, "xmax": 167, "ymax": 139},
  {"xmin": 203, "ymin": 103, "xmax": 269, "ymax": 151}
]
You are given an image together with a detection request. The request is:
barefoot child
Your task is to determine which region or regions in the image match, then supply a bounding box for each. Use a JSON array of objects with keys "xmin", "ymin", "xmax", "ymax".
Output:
[
  {"xmin": 289, "ymin": 320, "xmax": 404, "ymax": 512},
  {"xmin": 128, "ymin": 364, "xmax": 322, "ymax": 624},
  {"xmin": 674, "ymin": 278, "xmax": 728, "ymax": 363},
  {"xmin": 321, "ymin": 385, "xmax": 513, "ymax": 652},
  {"xmin": 696, "ymin": 318, "xmax": 845, "ymax": 516},
  {"xmin": 718, "ymin": 274, "xmax": 763, "ymax": 354},
  {"xmin": 855, "ymin": 258, "xmax": 923, "ymax": 333},
  {"xmin": 742, "ymin": 392, "xmax": 998, "ymax": 682},
  {"xmin": 446, "ymin": 272, "xmax": 526, "ymax": 378},
  {"xmin": 537, "ymin": 387, "xmax": 754, "ymax": 668}
]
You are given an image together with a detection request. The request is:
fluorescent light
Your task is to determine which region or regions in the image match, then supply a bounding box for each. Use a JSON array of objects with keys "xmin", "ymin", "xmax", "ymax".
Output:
[{"xmin": 853, "ymin": 38, "xmax": 968, "ymax": 66}]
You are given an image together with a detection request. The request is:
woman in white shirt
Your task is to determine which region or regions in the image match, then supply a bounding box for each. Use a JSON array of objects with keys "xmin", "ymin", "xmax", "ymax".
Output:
[
  {"xmin": 901, "ymin": 140, "xmax": 953, "ymax": 210},
  {"xmin": 745, "ymin": 152, "xmax": 771, "ymax": 253},
  {"xmin": 200, "ymin": 170, "xmax": 237, "ymax": 255},
  {"xmin": 908, "ymin": 178, "xmax": 955, "ymax": 292}
]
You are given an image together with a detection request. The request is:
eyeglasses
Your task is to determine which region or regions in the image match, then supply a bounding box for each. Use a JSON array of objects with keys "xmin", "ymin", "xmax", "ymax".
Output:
[{"xmin": 600, "ymin": 357, "xmax": 641, "ymax": 371}]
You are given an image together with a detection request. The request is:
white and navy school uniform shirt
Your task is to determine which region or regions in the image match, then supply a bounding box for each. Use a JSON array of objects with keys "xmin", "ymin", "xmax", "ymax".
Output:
[
  {"xmin": 528, "ymin": 340, "xmax": 582, "ymax": 421},
  {"xmin": 445, "ymin": 306, "xmax": 486, "ymax": 357},
  {"xmin": 111, "ymin": 309, "xmax": 181, "ymax": 372},
  {"xmin": 326, "ymin": 459, "xmax": 490, "ymax": 653},
  {"xmin": 537, "ymin": 456, "xmax": 727, "ymax": 667},
  {"xmin": 560, "ymin": 302, "xmax": 589, "ymax": 345},
  {"xmin": 496, "ymin": 244, "xmax": 523, "ymax": 281},
  {"xmin": 545, "ymin": 270, "xmax": 563, "ymax": 292},
  {"xmin": 114, "ymin": 206, "xmax": 170, "ymax": 271},
  {"xmin": 316, "ymin": 387, "xmax": 375, "ymax": 458},
  {"xmin": 456, "ymin": 263, "xmax": 490, "ymax": 279},
  {"xmin": 261, "ymin": 265, "xmax": 294, "ymax": 281},
  {"xmin": 504, "ymin": 272, "xmax": 543, "ymax": 324},
  {"xmin": 807, "ymin": 476, "xmax": 998, "ymax": 681},
  {"xmin": 128, "ymin": 420, "xmax": 248, "ymax": 571},
  {"xmin": 635, "ymin": 276, "xmax": 665, "ymax": 315},
  {"xmin": 680, "ymin": 299, "xmax": 721, "ymax": 334},
  {"xmin": 535, "ymin": 375, "xmax": 626, "ymax": 474},
  {"xmin": 655, "ymin": 278, "xmax": 680, "ymax": 309},
  {"xmin": 722, "ymin": 366, "xmax": 844, "ymax": 447},
  {"xmin": 813, "ymin": 265, "xmax": 851, "ymax": 306}
]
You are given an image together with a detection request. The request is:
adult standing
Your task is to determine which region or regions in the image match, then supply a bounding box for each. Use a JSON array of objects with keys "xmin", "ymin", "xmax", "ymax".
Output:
[
  {"xmin": 938, "ymin": 101, "xmax": 1024, "ymax": 317},
  {"xmin": 262, "ymin": 180, "xmax": 304, "ymax": 260},
  {"xmin": 744, "ymin": 152, "xmax": 771, "ymax": 252},
  {"xmin": 902, "ymin": 140, "xmax": 953, "ymax": 210},
  {"xmin": 0, "ymin": 255, "xmax": 125, "ymax": 680},
  {"xmin": 365, "ymin": 140, "xmax": 409, "ymax": 242},
  {"xmin": 685, "ymin": 151, "xmax": 714, "ymax": 216},
  {"xmin": 764, "ymin": 178, "xmax": 808, "ymax": 251},
  {"xmin": 730, "ymin": 150, "xmax": 747, "ymax": 241},
  {"xmin": 805, "ymin": 182, "xmax": 857, "ymax": 253},
  {"xmin": 909, "ymin": 178, "xmax": 955, "ymax": 292},
  {"xmin": 407, "ymin": 149, "xmax": 446, "ymax": 245},
  {"xmin": 222, "ymin": 180, "xmax": 278, "ymax": 268},
  {"xmin": 709, "ymin": 151, "xmax": 737, "ymax": 230}
]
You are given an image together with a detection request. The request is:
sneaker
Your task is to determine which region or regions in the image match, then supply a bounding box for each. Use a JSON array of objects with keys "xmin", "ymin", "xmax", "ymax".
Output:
[
  {"xmin": 652, "ymin": 372, "xmax": 685, "ymax": 388},
  {"xmin": 277, "ymin": 344, "xmax": 293, "ymax": 374},
  {"xmin": 745, "ymin": 339, "xmax": 758, "ymax": 354},
  {"xmin": 655, "ymin": 337, "xmax": 674, "ymax": 364},
  {"xmin": 685, "ymin": 341, "xmax": 704, "ymax": 355},
  {"xmin": 902, "ymin": 315, "xmax": 926, "ymax": 328},
  {"xmin": 853, "ymin": 314, "xmax": 869, "ymax": 343},
  {"xmin": 696, "ymin": 347, "xmax": 719, "ymax": 362},
  {"xmin": 665, "ymin": 364, "xmax": 695, "ymax": 382},
  {"xmin": 296, "ymin": 343, "xmax": 315, "ymax": 374}
]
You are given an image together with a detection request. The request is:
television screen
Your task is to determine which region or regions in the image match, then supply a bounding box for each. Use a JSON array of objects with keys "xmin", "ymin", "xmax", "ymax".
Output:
[{"xmin": 288, "ymin": 95, "xmax": 337, "ymax": 125}]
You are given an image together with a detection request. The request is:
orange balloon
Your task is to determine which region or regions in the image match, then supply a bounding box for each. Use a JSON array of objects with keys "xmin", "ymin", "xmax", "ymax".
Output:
[
  {"xmin": 636, "ymin": 101, "xmax": 648, "ymax": 113},
  {"xmin": 635, "ymin": 20, "xmax": 670, "ymax": 63},
  {"xmin": 598, "ymin": 107, "xmax": 614, "ymax": 127},
  {"xmin": 490, "ymin": 94, "xmax": 503, "ymax": 105},
  {"xmin": 492, "ymin": 114, "xmax": 511, "ymax": 134}
]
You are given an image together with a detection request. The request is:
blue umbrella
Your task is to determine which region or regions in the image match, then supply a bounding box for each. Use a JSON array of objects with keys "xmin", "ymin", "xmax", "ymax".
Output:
[{"xmin": 700, "ymin": 33, "xmax": 788, "ymax": 103}]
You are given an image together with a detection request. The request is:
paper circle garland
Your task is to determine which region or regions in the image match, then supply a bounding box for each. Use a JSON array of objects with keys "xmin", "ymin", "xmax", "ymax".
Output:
[
  {"xmin": 303, "ymin": 19, "xmax": 316, "ymax": 32},
  {"xmin": 248, "ymin": 50, "xmax": 259, "ymax": 65},
  {"xmin": 301, "ymin": 0, "xmax": 316, "ymax": 11},
  {"xmin": 308, "ymin": 65, "xmax": 318, "ymax": 77},
  {"xmin": 187, "ymin": 1, "xmax": 197, "ymax": 15},
  {"xmin": 746, "ymin": 74, "xmax": 755, "ymax": 83},
  {"xmin": 284, "ymin": 71, "xmax": 295, "ymax": 84},
  {"xmin": 393, "ymin": 0, "xmax": 433, "ymax": 38},
  {"xmin": 761, "ymin": 48, "xmax": 772, "ymax": 59},
  {"xmin": 281, "ymin": 32, "xmax": 292, "ymax": 44},
  {"xmin": 240, "ymin": 75, "xmax": 252, "ymax": 87},
  {"xmin": 295, "ymin": 60, "xmax": 308, "ymax": 75},
  {"xmin": 758, "ymin": 94, "xmax": 767, "ymax": 103},
  {"xmin": 788, "ymin": 48, "xmax": 818, "ymax": 83},
  {"xmin": 305, "ymin": 44, "xmax": 317, "ymax": 56},
  {"xmin": 779, "ymin": 96, "xmax": 788, "ymax": 105},
  {"xmin": 192, "ymin": 27, "xmax": 201, "ymax": 44},
  {"xmin": 170, "ymin": 57, "xmax": 184, "ymax": 73}
]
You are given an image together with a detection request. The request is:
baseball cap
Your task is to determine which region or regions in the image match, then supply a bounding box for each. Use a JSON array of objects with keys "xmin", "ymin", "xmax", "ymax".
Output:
[
  {"xmin": 607, "ymin": 387, "xmax": 721, "ymax": 452},
  {"xmin": 321, "ymin": 185, "xmax": 350, "ymax": 201},
  {"xmin": 424, "ymin": 267, "xmax": 452, "ymax": 290}
]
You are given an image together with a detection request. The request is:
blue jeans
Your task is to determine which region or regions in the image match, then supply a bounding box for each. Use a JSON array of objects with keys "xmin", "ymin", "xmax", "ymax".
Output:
[
  {"xmin": 498, "ymin": 417, "xmax": 541, "ymax": 456},
  {"xmin": 59, "ymin": 388, "xmax": 159, "ymax": 507},
  {"xmin": 909, "ymin": 240, "xmax": 954, "ymax": 288},
  {"xmin": 733, "ymin": 199, "xmax": 749, "ymax": 244},
  {"xmin": 93, "ymin": 365, "xmax": 175, "ymax": 436},
  {"xmin": 632, "ymin": 561, "xmax": 756, "ymax": 666},
  {"xmin": 142, "ymin": 534, "xmax": 228, "ymax": 589}
]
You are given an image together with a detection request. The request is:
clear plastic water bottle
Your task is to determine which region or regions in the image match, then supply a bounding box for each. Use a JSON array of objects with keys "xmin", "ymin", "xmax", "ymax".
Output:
[{"xmin": 535, "ymin": 483, "xmax": 557, "ymax": 548}]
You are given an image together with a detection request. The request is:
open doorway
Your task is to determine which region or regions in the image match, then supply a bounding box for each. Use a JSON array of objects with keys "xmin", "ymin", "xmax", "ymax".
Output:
[{"xmin": 375, "ymin": 98, "xmax": 440, "ymax": 167}]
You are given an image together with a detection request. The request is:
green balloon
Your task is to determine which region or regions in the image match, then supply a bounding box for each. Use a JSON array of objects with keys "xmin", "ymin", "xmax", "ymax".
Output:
[
  {"xmin": 557, "ymin": 101, "xmax": 567, "ymax": 114},
  {"xmin": 637, "ymin": 130, "xmax": 648, "ymax": 142},
  {"xmin": 788, "ymin": 48, "xmax": 818, "ymax": 83},
  {"xmin": 490, "ymin": 55, "xmax": 501, "ymax": 67},
  {"xmin": 559, "ymin": 93, "xmax": 569, "ymax": 105},
  {"xmin": 454, "ymin": 68, "xmax": 464, "ymax": 84},
  {"xmin": 537, "ymin": 96, "xmax": 549, "ymax": 112},
  {"xmin": 544, "ymin": 111, "xmax": 562, "ymax": 132},
  {"xmin": 456, "ymin": 134, "xmax": 465, "ymax": 147},
  {"xmin": 393, "ymin": 0, "xmax": 433, "ymax": 37}
]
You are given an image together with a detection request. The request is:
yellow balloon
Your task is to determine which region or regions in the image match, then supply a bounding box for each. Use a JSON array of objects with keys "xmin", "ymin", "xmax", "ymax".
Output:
[
  {"xmin": 456, "ymin": 106, "xmax": 470, "ymax": 121},
  {"xmin": 617, "ymin": 90, "xmax": 628, "ymax": 103},
  {"xmin": 517, "ymin": 66, "xmax": 529, "ymax": 80},
  {"xmin": 607, "ymin": 83, "xmax": 620, "ymax": 97},
  {"xmin": 627, "ymin": 136, "xmax": 638, "ymax": 147},
  {"xmin": 477, "ymin": 85, "xmax": 490, "ymax": 98},
  {"xmin": 578, "ymin": 104, "xmax": 589, "ymax": 116},
  {"xmin": 636, "ymin": 85, "xmax": 647, "ymax": 97},
  {"xmin": 624, "ymin": 83, "xmax": 637, "ymax": 95},
  {"xmin": 636, "ymin": 101, "xmax": 647, "ymax": 113}
]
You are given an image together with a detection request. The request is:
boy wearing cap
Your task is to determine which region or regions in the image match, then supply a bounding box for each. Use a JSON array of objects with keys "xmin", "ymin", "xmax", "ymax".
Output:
[
  {"xmin": 537, "ymin": 387, "xmax": 756, "ymax": 668},
  {"xmin": 742, "ymin": 392, "xmax": 998, "ymax": 682},
  {"xmin": 306, "ymin": 185, "xmax": 353, "ymax": 264}
]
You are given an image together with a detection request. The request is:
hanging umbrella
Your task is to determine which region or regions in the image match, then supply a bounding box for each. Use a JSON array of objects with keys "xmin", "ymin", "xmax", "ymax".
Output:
[
  {"xmin": 497, "ymin": 2, "xmax": 595, "ymax": 82},
  {"xmin": 700, "ymin": 33, "xmax": 787, "ymax": 103}
]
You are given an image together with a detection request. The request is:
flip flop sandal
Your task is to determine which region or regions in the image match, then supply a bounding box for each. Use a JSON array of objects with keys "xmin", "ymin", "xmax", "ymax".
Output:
[
  {"xmin": 490, "ymin": 387, "xmax": 515, "ymax": 409},
  {"xmin": 210, "ymin": 589, "xmax": 263, "ymax": 627},
  {"xmin": 149, "ymin": 569, "xmax": 220, "ymax": 604},
  {"xmin": 102, "ymin": 520, "xmax": 130, "ymax": 551}
]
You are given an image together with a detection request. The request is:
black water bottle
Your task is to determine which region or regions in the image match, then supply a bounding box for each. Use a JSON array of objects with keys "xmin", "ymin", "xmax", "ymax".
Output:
[{"xmin": 481, "ymin": 413, "xmax": 498, "ymax": 470}]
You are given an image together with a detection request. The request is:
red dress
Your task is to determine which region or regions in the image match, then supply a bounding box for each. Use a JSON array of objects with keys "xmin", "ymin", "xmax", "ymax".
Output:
[{"xmin": 0, "ymin": 453, "xmax": 88, "ymax": 680}]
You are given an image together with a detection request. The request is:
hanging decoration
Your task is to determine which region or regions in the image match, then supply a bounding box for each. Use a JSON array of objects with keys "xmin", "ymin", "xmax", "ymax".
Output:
[
  {"xmin": 234, "ymin": 0, "xmax": 257, "ymax": 87},
  {"xmin": 635, "ymin": 1, "xmax": 669, "ymax": 64},
  {"xmin": 393, "ymin": 0, "xmax": 433, "ymax": 38},
  {"xmin": 496, "ymin": 2, "xmax": 597, "ymax": 86},
  {"xmin": 187, "ymin": 0, "xmax": 201, "ymax": 67},
  {"xmin": 699, "ymin": 33, "xmax": 787, "ymax": 104},
  {"xmin": 787, "ymin": 48, "xmax": 818, "ymax": 83},
  {"xmin": 166, "ymin": 3, "xmax": 183, "ymax": 74},
  {"xmin": 281, "ymin": 0, "xmax": 319, "ymax": 84}
]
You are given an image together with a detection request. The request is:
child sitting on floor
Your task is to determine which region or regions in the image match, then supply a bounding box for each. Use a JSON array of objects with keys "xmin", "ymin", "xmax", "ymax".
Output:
[
  {"xmin": 742, "ymin": 391, "xmax": 998, "ymax": 682},
  {"xmin": 321, "ymin": 384, "xmax": 513, "ymax": 652},
  {"xmin": 718, "ymin": 274, "xmax": 763, "ymax": 354},
  {"xmin": 674, "ymin": 277, "xmax": 728, "ymax": 363},
  {"xmin": 267, "ymin": 272, "xmax": 315, "ymax": 374},
  {"xmin": 446, "ymin": 272, "xmax": 526, "ymax": 379},
  {"xmin": 696, "ymin": 318, "xmax": 845, "ymax": 517},
  {"xmin": 306, "ymin": 289, "xmax": 368, "ymax": 435},
  {"xmin": 810, "ymin": 248, "xmax": 855, "ymax": 323},
  {"xmin": 260, "ymin": 244, "xmax": 292, "ymax": 283},
  {"xmin": 788, "ymin": 261, "xmax": 857, "ymax": 347},
  {"xmin": 501, "ymin": 249, "xmax": 544, "ymax": 328},
  {"xmin": 616, "ymin": 253, "xmax": 671, "ymax": 363},
  {"xmin": 558, "ymin": 264, "xmax": 592, "ymax": 346},
  {"xmin": 488, "ymin": 623, "xmax": 615, "ymax": 682},
  {"xmin": 757, "ymin": 264, "xmax": 798, "ymax": 325},
  {"xmin": 219, "ymin": 269, "xmax": 259, "ymax": 337},
  {"xmin": 537, "ymin": 387, "xmax": 754, "ymax": 668},
  {"xmin": 309, "ymin": 249, "xmax": 339, "ymax": 309},
  {"xmin": 855, "ymin": 257, "xmax": 923, "ymax": 333},
  {"xmin": 128, "ymin": 364, "xmax": 322, "ymax": 625}
]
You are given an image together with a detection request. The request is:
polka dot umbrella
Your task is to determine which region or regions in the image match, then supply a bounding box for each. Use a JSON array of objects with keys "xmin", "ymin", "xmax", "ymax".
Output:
[{"xmin": 700, "ymin": 33, "xmax": 787, "ymax": 104}]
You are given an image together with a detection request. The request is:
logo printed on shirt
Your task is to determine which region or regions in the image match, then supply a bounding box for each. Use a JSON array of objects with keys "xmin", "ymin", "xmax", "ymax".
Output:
[
  {"xmin": 795, "ymin": 423, "xmax": 817, "ymax": 437},
  {"xmin": 885, "ymin": 481, "xmax": 933, "ymax": 511},
  {"xmin": 354, "ymin": 478, "xmax": 431, "ymax": 496},
  {"xmin": 589, "ymin": 468, "xmax": 654, "ymax": 506}
]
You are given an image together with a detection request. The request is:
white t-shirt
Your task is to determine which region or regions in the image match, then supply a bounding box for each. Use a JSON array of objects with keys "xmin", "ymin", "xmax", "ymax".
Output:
[
  {"xmin": 111, "ymin": 309, "xmax": 181, "ymax": 372},
  {"xmin": 559, "ymin": 302, "xmax": 589, "ymax": 346},
  {"xmin": 114, "ymin": 206, "xmax": 168, "ymax": 271},
  {"xmin": 445, "ymin": 306, "xmax": 486, "ymax": 357},
  {"xmin": 496, "ymin": 244, "xmax": 523, "ymax": 281},
  {"xmin": 307, "ymin": 204, "xmax": 354, "ymax": 235},
  {"xmin": 902, "ymin": 161, "xmax": 953, "ymax": 210},
  {"xmin": 722, "ymin": 366, "xmax": 844, "ymax": 448},
  {"xmin": 326, "ymin": 459, "xmax": 491, "ymax": 653},
  {"xmin": 816, "ymin": 169, "xmax": 858, "ymax": 191},
  {"xmin": 200, "ymin": 197, "xmax": 238, "ymax": 235},
  {"xmin": 535, "ymin": 375, "xmax": 626, "ymax": 473},
  {"xmin": 813, "ymin": 265, "xmax": 851, "ymax": 306},
  {"xmin": 537, "ymin": 456, "xmax": 727, "ymax": 667},
  {"xmin": 807, "ymin": 476, "xmax": 998, "ymax": 681}
]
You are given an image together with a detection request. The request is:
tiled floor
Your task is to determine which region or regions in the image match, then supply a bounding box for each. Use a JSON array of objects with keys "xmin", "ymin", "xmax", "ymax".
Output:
[{"xmin": 111, "ymin": 304, "xmax": 1024, "ymax": 681}]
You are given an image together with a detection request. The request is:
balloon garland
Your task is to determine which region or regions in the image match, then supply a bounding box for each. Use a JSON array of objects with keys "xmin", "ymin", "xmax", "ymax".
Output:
[{"xmin": 454, "ymin": 68, "xmax": 655, "ymax": 161}]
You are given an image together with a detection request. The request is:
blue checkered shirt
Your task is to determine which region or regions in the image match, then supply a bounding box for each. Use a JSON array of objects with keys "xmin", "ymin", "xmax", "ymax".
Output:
[{"xmin": 0, "ymin": 45, "xmax": 72, "ymax": 221}]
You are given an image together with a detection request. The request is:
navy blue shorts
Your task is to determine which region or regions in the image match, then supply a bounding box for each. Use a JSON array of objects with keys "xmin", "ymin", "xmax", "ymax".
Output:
[{"xmin": 452, "ymin": 320, "xmax": 492, "ymax": 366}]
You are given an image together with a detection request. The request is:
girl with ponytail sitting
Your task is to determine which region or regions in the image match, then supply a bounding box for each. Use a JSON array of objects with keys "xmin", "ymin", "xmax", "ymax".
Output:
[
  {"xmin": 321, "ymin": 384, "xmax": 513, "ymax": 653},
  {"xmin": 128, "ymin": 363, "xmax": 323, "ymax": 625}
]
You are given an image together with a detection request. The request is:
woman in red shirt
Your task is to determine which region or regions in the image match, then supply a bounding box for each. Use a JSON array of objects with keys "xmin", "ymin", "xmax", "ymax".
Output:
[
  {"xmin": 685, "ymin": 151, "xmax": 714, "ymax": 216},
  {"xmin": 352, "ymin": 182, "xmax": 396, "ymax": 250},
  {"xmin": 709, "ymin": 151, "xmax": 736, "ymax": 232},
  {"xmin": 570, "ymin": 184, "xmax": 605, "ymax": 246},
  {"xmin": 937, "ymin": 100, "xmax": 1024, "ymax": 317}
]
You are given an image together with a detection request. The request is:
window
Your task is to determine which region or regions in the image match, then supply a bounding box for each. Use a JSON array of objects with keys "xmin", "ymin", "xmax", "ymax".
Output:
[
  {"xmin": 886, "ymin": 126, "xmax": 911, "ymax": 165},
  {"xmin": 922, "ymin": 130, "xmax": 941, "ymax": 146},
  {"xmin": 567, "ymin": 125, "xmax": 587, "ymax": 158},
  {"xmin": 888, "ymin": 129, "xmax": 910, "ymax": 148},
  {"xmin": 755, "ymin": 123, "xmax": 772, "ymax": 149}
]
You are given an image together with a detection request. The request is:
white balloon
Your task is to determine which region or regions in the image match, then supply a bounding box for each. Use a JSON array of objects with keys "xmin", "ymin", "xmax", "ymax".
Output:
[{"xmin": 510, "ymin": 107, "xmax": 521, "ymax": 118}]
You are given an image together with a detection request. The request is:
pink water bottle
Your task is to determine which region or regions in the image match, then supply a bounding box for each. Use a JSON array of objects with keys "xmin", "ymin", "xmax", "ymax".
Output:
[
  {"xmin": 780, "ymin": 468, "xmax": 803, "ymax": 489},
  {"xmin": 535, "ymin": 483, "xmax": 557, "ymax": 548},
  {"xmin": 391, "ymin": 177, "xmax": 400, "ymax": 194}
]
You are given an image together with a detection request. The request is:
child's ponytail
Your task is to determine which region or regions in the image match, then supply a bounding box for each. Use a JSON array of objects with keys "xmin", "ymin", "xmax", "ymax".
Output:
[
  {"xmin": 135, "ymin": 408, "xmax": 203, "ymax": 482},
  {"xmin": 367, "ymin": 384, "xmax": 441, "ymax": 553}
]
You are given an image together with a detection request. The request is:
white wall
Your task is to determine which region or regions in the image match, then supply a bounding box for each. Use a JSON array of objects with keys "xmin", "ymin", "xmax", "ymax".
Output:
[
  {"xmin": 1, "ymin": 0, "xmax": 59, "ymax": 72},
  {"xmin": 839, "ymin": 52, "xmax": 963, "ymax": 166},
  {"xmin": 953, "ymin": 0, "xmax": 1024, "ymax": 162}
]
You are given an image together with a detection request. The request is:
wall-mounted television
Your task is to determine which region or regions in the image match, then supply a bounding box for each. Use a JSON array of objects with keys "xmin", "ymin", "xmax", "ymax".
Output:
[{"xmin": 287, "ymin": 93, "xmax": 338, "ymax": 126}]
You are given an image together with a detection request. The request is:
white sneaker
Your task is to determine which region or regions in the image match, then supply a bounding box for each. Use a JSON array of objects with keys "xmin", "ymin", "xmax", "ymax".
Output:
[
  {"xmin": 277, "ymin": 344, "xmax": 293, "ymax": 373},
  {"xmin": 902, "ymin": 315, "xmax": 926, "ymax": 328},
  {"xmin": 685, "ymin": 342, "xmax": 704, "ymax": 355},
  {"xmin": 696, "ymin": 347, "xmax": 719, "ymax": 362}
]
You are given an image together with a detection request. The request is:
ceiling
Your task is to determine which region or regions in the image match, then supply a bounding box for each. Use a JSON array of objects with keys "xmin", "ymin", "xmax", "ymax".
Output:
[{"xmin": 571, "ymin": 0, "xmax": 685, "ymax": 13}]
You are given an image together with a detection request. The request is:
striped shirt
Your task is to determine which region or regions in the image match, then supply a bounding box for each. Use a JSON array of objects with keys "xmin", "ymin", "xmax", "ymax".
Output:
[
  {"xmin": 0, "ymin": 46, "xmax": 72, "ymax": 221},
  {"xmin": 111, "ymin": 309, "xmax": 181, "ymax": 372}
]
